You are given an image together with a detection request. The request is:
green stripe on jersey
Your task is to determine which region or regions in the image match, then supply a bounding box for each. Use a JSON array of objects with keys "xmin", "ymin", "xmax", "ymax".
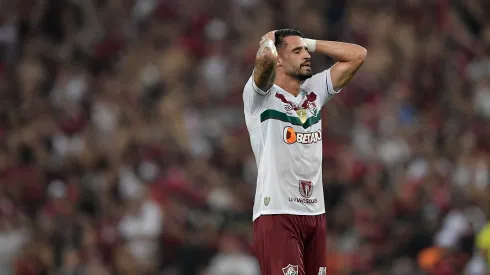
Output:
[{"xmin": 260, "ymin": 109, "xmax": 321, "ymax": 128}]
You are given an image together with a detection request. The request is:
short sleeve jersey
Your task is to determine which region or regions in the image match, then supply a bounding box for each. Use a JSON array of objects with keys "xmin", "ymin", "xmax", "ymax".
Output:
[{"xmin": 243, "ymin": 69, "xmax": 340, "ymax": 221}]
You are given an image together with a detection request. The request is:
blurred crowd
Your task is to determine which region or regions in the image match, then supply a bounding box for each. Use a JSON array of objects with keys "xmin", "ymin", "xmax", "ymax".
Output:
[{"xmin": 0, "ymin": 0, "xmax": 489, "ymax": 274}]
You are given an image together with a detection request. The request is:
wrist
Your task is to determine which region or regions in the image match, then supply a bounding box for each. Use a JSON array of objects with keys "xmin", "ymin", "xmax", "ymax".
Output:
[
  {"xmin": 262, "ymin": 39, "xmax": 278, "ymax": 56},
  {"xmin": 303, "ymin": 38, "xmax": 316, "ymax": 52}
]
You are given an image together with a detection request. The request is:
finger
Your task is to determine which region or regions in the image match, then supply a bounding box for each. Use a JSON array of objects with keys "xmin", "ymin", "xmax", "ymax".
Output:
[{"xmin": 268, "ymin": 31, "xmax": 276, "ymax": 41}]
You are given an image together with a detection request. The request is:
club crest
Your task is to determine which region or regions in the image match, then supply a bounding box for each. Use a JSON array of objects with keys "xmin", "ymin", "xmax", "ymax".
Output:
[
  {"xmin": 282, "ymin": 264, "xmax": 298, "ymax": 275},
  {"xmin": 264, "ymin": 197, "xmax": 270, "ymax": 206}
]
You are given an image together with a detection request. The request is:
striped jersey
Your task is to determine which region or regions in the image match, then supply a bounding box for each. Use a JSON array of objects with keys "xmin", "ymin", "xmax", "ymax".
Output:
[{"xmin": 243, "ymin": 69, "xmax": 340, "ymax": 221}]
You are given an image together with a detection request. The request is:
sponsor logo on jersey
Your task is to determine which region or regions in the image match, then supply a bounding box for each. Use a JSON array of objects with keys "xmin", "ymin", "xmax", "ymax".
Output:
[
  {"xmin": 288, "ymin": 197, "xmax": 318, "ymax": 204},
  {"xmin": 283, "ymin": 127, "xmax": 322, "ymax": 145},
  {"xmin": 299, "ymin": 180, "xmax": 313, "ymax": 198},
  {"xmin": 318, "ymin": 267, "xmax": 327, "ymax": 275},
  {"xmin": 264, "ymin": 197, "xmax": 270, "ymax": 206},
  {"xmin": 284, "ymin": 105, "xmax": 294, "ymax": 115},
  {"xmin": 290, "ymin": 180, "xmax": 317, "ymax": 203},
  {"xmin": 282, "ymin": 264, "xmax": 298, "ymax": 275}
]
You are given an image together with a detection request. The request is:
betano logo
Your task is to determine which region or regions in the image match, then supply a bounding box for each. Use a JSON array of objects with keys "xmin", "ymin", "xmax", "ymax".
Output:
[{"xmin": 283, "ymin": 127, "xmax": 322, "ymax": 145}]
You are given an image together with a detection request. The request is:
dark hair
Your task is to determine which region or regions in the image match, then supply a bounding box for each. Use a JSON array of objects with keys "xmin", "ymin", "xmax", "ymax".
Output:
[{"xmin": 274, "ymin": 29, "xmax": 304, "ymax": 49}]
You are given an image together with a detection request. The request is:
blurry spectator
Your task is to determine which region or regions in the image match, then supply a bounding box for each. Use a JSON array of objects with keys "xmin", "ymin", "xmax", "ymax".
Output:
[
  {"xmin": 205, "ymin": 235, "xmax": 259, "ymax": 275},
  {"xmin": 468, "ymin": 222, "xmax": 490, "ymax": 274},
  {"xmin": 118, "ymin": 187, "xmax": 163, "ymax": 272},
  {"xmin": 0, "ymin": 198, "xmax": 29, "ymax": 274}
]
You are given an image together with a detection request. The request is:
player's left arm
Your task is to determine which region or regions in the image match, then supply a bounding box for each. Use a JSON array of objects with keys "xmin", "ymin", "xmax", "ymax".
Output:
[{"xmin": 305, "ymin": 38, "xmax": 367, "ymax": 91}]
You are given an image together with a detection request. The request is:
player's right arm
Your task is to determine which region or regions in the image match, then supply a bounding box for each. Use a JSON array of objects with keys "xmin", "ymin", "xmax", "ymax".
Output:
[
  {"xmin": 244, "ymin": 31, "xmax": 278, "ymax": 116},
  {"xmin": 254, "ymin": 31, "xmax": 278, "ymax": 92}
]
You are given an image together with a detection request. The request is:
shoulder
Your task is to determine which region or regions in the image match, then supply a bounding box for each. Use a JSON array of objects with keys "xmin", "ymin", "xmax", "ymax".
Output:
[
  {"xmin": 244, "ymin": 76, "xmax": 279, "ymax": 99},
  {"xmin": 244, "ymin": 72, "xmax": 277, "ymax": 96},
  {"xmin": 301, "ymin": 70, "xmax": 329, "ymax": 88}
]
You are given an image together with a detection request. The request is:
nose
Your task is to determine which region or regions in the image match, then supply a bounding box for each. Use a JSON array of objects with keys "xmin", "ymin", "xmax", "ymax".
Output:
[{"xmin": 304, "ymin": 51, "xmax": 311, "ymax": 59}]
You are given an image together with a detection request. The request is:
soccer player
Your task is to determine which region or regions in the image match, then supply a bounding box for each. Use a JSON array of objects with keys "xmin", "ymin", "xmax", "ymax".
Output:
[{"xmin": 243, "ymin": 29, "xmax": 366, "ymax": 275}]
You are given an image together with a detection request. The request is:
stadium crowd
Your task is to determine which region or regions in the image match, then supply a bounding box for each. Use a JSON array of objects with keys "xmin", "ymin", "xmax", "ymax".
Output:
[{"xmin": 0, "ymin": 0, "xmax": 489, "ymax": 274}]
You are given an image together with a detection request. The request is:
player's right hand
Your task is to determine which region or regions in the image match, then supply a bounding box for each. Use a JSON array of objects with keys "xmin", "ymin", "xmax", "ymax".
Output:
[{"xmin": 260, "ymin": 30, "xmax": 276, "ymax": 46}]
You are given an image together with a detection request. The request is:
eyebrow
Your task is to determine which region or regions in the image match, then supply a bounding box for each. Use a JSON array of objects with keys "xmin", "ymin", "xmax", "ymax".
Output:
[{"xmin": 292, "ymin": 46, "xmax": 306, "ymax": 52}]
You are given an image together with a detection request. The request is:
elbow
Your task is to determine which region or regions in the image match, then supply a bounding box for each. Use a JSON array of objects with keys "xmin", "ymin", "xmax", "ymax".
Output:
[{"xmin": 356, "ymin": 46, "xmax": 367, "ymax": 62}]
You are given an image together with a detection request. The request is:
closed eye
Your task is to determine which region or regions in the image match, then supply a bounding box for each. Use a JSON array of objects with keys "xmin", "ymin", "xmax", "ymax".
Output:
[{"xmin": 292, "ymin": 46, "xmax": 306, "ymax": 54}]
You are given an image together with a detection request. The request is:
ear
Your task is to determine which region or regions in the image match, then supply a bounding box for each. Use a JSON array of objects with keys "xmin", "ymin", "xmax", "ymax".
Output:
[{"xmin": 277, "ymin": 56, "xmax": 283, "ymax": 68}]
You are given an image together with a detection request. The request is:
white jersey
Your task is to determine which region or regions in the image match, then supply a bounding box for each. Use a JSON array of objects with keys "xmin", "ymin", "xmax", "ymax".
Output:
[{"xmin": 243, "ymin": 69, "xmax": 340, "ymax": 221}]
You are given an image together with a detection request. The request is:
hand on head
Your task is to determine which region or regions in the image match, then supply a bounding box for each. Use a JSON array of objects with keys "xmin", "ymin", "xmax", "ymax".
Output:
[{"xmin": 260, "ymin": 30, "xmax": 276, "ymax": 46}]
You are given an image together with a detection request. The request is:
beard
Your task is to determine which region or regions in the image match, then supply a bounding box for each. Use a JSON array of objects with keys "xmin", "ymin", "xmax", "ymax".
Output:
[{"xmin": 286, "ymin": 66, "xmax": 313, "ymax": 81}]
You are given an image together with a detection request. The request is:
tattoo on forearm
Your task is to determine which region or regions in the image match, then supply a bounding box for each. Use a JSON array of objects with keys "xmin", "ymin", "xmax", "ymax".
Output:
[{"xmin": 254, "ymin": 43, "xmax": 277, "ymax": 91}]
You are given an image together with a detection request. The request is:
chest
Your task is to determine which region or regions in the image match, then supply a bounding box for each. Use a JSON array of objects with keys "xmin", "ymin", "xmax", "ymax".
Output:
[{"xmin": 268, "ymin": 90, "xmax": 320, "ymax": 124}]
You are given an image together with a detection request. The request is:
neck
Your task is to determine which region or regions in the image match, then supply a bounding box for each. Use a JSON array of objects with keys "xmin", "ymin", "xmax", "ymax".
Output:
[{"xmin": 275, "ymin": 73, "xmax": 302, "ymax": 96}]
